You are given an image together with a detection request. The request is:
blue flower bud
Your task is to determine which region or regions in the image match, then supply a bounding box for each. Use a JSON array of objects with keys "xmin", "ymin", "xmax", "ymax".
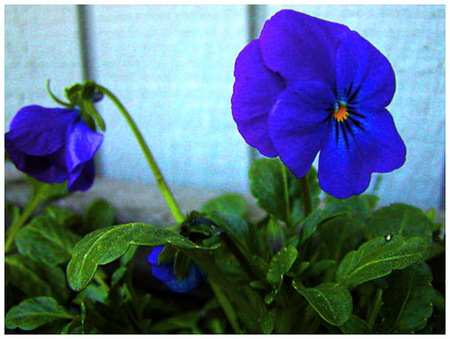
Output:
[{"xmin": 147, "ymin": 246, "xmax": 206, "ymax": 293}]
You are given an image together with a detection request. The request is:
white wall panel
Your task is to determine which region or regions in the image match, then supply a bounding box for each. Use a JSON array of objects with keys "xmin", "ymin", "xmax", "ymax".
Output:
[
  {"xmin": 5, "ymin": 5, "xmax": 83, "ymax": 126},
  {"xmin": 88, "ymin": 5, "xmax": 249, "ymax": 192}
]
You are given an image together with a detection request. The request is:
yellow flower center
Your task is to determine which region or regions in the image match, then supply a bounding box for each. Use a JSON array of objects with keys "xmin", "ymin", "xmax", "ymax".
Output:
[{"xmin": 333, "ymin": 103, "xmax": 349, "ymax": 122}]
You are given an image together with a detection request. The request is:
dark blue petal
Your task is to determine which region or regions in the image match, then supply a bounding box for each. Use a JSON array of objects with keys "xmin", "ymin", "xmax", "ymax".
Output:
[
  {"xmin": 147, "ymin": 246, "xmax": 206, "ymax": 293},
  {"xmin": 260, "ymin": 10, "xmax": 350, "ymax": 89},
  {"xmin": 7, "ymin": 105, "xmax": 79, "ymax": 156},
  {"xmin": 268, "ymin": 80, "xmax": 334, "ymax": 178},
  {"xmin": 318, "ymin": 121, "xmax": 372, "ymax": 199},
  {"xmin": 232, "ymin": 39, "xmax": 284, "ymax": 157},
  {"xmin": 164, "ymin": 265, "xmax": 206, "ymax": 293},
  {"xmin": 66, "ymin": 119, "xmax": 103, "ymax": 173},
  {"xmin": 147, "ymin": 245, "xmax": 164, "ymax": 265},
  {"xmin": 6, "ymin": 133, "xmax": 68, "ymax": 183},
  {"xmin": 336, "ymin": 31, "xmax": 395, "ymax": 107},
  {"xmin": 67, "ymin": 159, "xmax": 96, "ymax": 192},
  {"xmin": 347, "ymin": 107, "xmax": 406, "ymax": 173}
]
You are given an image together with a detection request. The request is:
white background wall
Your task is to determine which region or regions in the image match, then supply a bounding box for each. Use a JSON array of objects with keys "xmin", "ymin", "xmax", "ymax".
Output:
[{"xmin": 5, "ymin": 5, "xmax": 445, "ymax": 211}]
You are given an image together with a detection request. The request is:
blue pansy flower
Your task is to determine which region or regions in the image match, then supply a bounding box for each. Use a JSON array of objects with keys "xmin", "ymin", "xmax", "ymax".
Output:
[
  {"xmin": 5, "ymin": 105, "xmax": 103, "ymax": 192},
  {"xmin": 147, "ymin": 246, "xmax": 206, "ymax": 293},
  {"xmin": 231, "ymin": 10, "xmax": 406, "ymax": 199}
]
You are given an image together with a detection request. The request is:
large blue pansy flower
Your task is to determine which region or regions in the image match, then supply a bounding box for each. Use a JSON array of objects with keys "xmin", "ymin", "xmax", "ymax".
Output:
[
  {"xmin": 148, "ymin": 246, "xmax": 206, "ymax": 293},
  {"xmin": 5, "ymin": 105, "xmax": 103, "ymax": 192},
  {"xmin": 232, "ymin": 10, "xmax": 406, "ymax": 199}
]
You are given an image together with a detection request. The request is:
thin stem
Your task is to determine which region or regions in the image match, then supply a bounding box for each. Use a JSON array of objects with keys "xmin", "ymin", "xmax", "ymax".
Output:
[
  {"xmin": 208, "ymin": 280, "xmax": 242, "ymax": 334},
  {"xmin": 300, "ymin": 174, "xmax": 313, "ymax": 218},
  {"xmin": 280, "ymin": 161, "xmax": 291, "ymax": 227},
  {"xmin": 367, "ymin": 288, "xmax": 383, "ymax": 328},
  {"xmin": 96, "ymin": 84, "xmax": 184, "ymax": 224},
  {"xmin": 5, "ymin": 192, "xmax": 41, "ymax": 253}
]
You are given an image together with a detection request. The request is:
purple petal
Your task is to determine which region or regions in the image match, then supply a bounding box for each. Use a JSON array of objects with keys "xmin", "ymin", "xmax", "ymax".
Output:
[
  {"xmin": 6, "ymin": 133, "xmax": 68, "ymax": 183},
  {"xmin": 260, "ymin": 10, "xmax": 350, "ymax": 89},
  {"xmin": 346, "ymin": 107, "xmax": 406, "ymax": 173},
  {"xmin": 7, "ymin": 105, "xmax": 79, "ymax": 156},
  {"xmin": 318, "ymin": 123, "xmax": 372, "ymax": 199},
  {"xmin": 67, "ymin": 158, "xmax": 96, "ymax": 192},
  {"xmin": 65, "ymin": 119, "xmax": 103, "ymax": 173},
  {"xmin": 336, "ymin": 31, "xmax": 395, "ymax": 107},
  {"xmin": 231, "ymin": 39, "xmax": 285, "ymax": 157},
  {"xmin": 268, "ymin": 80, "xmax": 334, "ymax": 178}
]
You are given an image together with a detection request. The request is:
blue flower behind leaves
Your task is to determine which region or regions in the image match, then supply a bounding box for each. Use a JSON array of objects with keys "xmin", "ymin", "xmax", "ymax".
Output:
[
  {"xmin": 5, "ymin": 105, "xmax": 103, "ymax": 192},
  {"xmin": 231, "ymin": 10, "xmax": 406, "ymax": 199},
  {"xmin": 147, "ymin": 246, "xmax": 206, "ymax": 294}
]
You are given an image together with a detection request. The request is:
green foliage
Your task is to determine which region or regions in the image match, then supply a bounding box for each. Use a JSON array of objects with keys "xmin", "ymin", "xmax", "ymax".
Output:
[
  {"xmin": 292, "ymin": 282, "xmax": 353, "ymax": 326},
  {"xmin": 201, "ymin": 193, "xmax": 247, "ymax": 218},
  {"xmin": 5, "ymin": 297, "xmax": 75, "ymax": 331},
  {"xmin": 249, "ymin": 158, "xmax": 320, "ymax": 226},
  {"xmin": 380, "ymin": 262, "xmax": 435, "ymax": 333},
  {"xmin": 15, "ymin": 215, "xmax": 80, "ymax": 266},
  {"xmin": 336, "ymin": 236, "xmax": 429, "ymax": 289},
  {"xmin": 5, "ymin": 158, "xmax": 445, "ymax": 334}
]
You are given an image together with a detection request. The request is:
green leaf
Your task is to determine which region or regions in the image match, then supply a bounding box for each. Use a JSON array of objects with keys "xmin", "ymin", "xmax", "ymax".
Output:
[
  {"xmin": 325, "ymin": 194, "xmax": 379, "ymax": 223},
  {"xmin": 340, "ymin": 315, "xmax": 371, "ymax": 334},
  {"xmin": 298, "ymin": 203, "xmax": 351, "ymax": 247},
  {"xmin": 316, "ymin": 214, "xmax": 365, "ymax": 261},
  {"xmin": 67, "ymin": 223, "xmax": 213, "ymax": 291},
  {"xmin": 43, "ymin": 205, "xmax": 81, "ymax": 228},
  {"xmin": 249, "ymin": 158, "xmax": 319, "ymax": 224},
  {"xmin": 292, "ymin": 281, "xmax": 353, "ymax": 326},
  {"xmin": 367, "ymin": 204, "xmax": 434, "ymax": 242},
  {"xmin": 25, "ymin": 175, "xmax": 69, "ymax": 203},
  {"xmin": 336, "ymin": 236, "xmax": 429, "ymax": 288},
  {"xmin": 5, "ymin": 297, "xmax": 75, "ymax": 330},
  {"xmin": 6, "ymin": 254, "xmax": 70, "ymax": 303},
  {"xmin": 201, "ymin": 193, "xmax": 247, "ymax": 218},
  {"xmin": 266, "ymin": 217, "xmax": 285, "ymax": 253},
  {"xmin": 83, "ymin": 198, "xmax": 116, "ymax": 231},
  {"xmin": 15, "ymin": 215, "xmax": 81, "ymax": 266},
  {"xmin": 380, "ymin": 262, "xmax": 435, "ymax": 333},
  {"xmin": 267, "ymin": 245, "xmax": 298, "ymax": 289}
]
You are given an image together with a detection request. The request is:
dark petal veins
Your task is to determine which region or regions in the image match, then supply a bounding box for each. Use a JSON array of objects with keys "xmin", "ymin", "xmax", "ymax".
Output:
[
  {"xmin": 349, "ymin": 107, "xmax": 406, "ymax": 173},
  {"xmin": 7, "ymin": 105, "xmax": 79, "ymax": 156},
  {"xmin": 318, "ymin": 123, "xmax": 372, "ymax": 199},
  {"xmin": 6, "ymin": 133, "xmax": 68, "ymax": 183},
  {"xmin": 65, "ymin": 119, "xmax": 103, "ymax": 173},
  {"xmin": 232, "ymin": 39, "xmax": 285, "ymax": 157},
  {"xmin": 67, "ymin": 158, "xmax": 96, "ymax": 192},
  {"xmin": 335, "ymin": 31, "xmax": 395, "ymax": 107},
  {"xmin": 268, "ymin": 80, "xmax": 334, "ymax": 178},
  {"xmin": 260, "ymin": 9, "xmax": 351, "ymax": 89}
]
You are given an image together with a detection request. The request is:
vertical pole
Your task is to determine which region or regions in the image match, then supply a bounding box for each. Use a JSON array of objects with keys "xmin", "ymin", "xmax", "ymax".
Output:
[{"xmin": 76, "ymin": 5, "xmax": 92, "ymax": 81}]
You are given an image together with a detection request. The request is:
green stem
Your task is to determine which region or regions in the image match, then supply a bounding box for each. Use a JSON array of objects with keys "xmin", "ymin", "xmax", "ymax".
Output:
[
  {"xmin": 300, "ymin": 174, "xmax": 313, "ymax": 218},
  {"xmin": 280, "ymin": 162, "xmax": 291, "ymax": 227},
  {"xmin": 208, "ymin": 280, "xmax": 242, "ymax": 334},
  {"xmin": 5, "ymin": 192, "xmax": 41, "ymax": 253},
  {"xmin": 96, "ymin": 84, "xmax": 184, "ymax": 224},
  {"xmin": 367, "ymin": 288, "xmax": 383, "ymax": 328}
]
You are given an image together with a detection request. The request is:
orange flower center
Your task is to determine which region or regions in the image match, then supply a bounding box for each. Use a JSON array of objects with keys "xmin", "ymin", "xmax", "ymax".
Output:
[{"xmin": 333, "ymin": 103, "xmax": 349, "ymax": 122}]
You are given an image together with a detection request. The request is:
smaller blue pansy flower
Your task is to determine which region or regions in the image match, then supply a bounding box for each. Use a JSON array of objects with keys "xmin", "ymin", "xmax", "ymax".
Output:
[
  {"xmin": 148, "ymin": 246, "xmax": 206, "ymax": 293},
  {"xmin": 5, "ymin": 105, "xmax": 103, "ymax": 192},
  {"xmin": 231, "ymin": 10, "xmax": 407, "ymax": 199}
]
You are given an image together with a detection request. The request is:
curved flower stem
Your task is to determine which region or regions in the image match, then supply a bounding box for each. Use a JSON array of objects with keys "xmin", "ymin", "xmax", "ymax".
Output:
[
  {"xmin": 5, "ymin": 192, "xmax": 41, "ymax": 253},
  {"xmin": 95, "ymin": 84, "xmax": 184, "ymax": 224}
]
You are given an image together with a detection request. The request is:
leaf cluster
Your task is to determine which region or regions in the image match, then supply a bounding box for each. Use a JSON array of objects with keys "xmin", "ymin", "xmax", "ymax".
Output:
[{"xmin": 5, "ymin": 158, "xmax": 445, "ymax": 334}]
